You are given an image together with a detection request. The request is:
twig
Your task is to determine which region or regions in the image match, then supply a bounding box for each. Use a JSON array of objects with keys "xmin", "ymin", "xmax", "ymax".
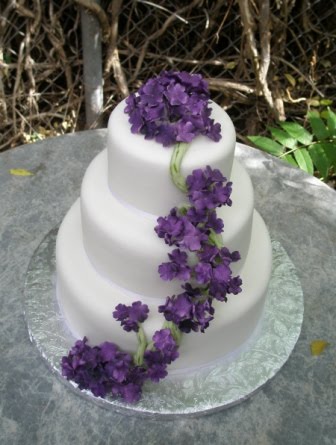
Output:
[
  {"xmin": 12, "ymin": 39, "xmax": 25, "ymax": 130},
  {"xmin": 207, "ymin": 78, "xmax": 255, "ymax": 94},
  {"xmin": 48, "ymin": 2, "xmax": 73, "ymax": 92},
  {"xmin": 212, "ymin": 0, "xmax": 233, "ymax": 44},
  {"xmin": 136, "ymin": 1, "xmax": 189, "ymax": 24},
  {"xmin": 104, "ymin": 0, "xmax": 129, "ymax": 97},
  {"xmin": 131, "ymin": 0, "xmax": 202, "ymax": 81},
  {"xmin": 14, "ymin": 2, "xmax": 35, "ymax": 19},
  {"xmin": 274, "ymin": 55, "xmax": 324, "ymax": 97},
  {"xmin": 258, "ymin": 0, "xmax": 273, "ymax": 104}
]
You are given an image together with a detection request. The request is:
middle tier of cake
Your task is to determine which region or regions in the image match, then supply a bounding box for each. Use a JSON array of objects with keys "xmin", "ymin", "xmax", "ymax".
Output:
[{"xmin": 80, "ymin": 149, "xmax": 254, "ymax": 298}]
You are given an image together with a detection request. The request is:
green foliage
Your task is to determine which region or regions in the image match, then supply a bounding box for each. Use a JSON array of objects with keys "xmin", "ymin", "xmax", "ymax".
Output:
[{"xmin": 247, "ymin": 108, "xmax": 336, "ymax": 181}]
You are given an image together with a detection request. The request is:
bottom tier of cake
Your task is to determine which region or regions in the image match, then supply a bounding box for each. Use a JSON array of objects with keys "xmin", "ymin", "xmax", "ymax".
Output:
[{"xmin": 56, "ymin": 200, "xmax": 272, "ymax": 370}]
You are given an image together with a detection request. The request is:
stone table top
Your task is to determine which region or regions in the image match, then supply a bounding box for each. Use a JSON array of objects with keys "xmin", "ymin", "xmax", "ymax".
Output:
[{"xmin": 1, "ymin": 130, "xmax": 335, "ymax": 445}]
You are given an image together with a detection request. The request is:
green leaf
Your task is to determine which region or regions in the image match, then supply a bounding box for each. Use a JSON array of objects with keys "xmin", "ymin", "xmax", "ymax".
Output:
[
  {"xmin": 320, "ymin": 110, "xmax": 329, "ymax": 120},
  {"xmin": 279, "ymin": 122, "xmax": 313, "ymax": 145},
  {"xmin": 326, "ymin": 108, "xmax": 336, "ymax": 137},
  {"xmin": 225, "ymin": 61, "xmax": 237, "ymax": 70},
  {"xmin": 307, "ymin": 111, "xmax": 329, "ymax": 140},
  {"xmin": 268, "ymin": 127, "xmax": 297, "ymax": 149},
  {"xmin": 284, "ymin": 73, "xmax": 296, "ymax": 87},
  {"xmin": 293, "ymin": 148, "xmax": 314, "ymax": 174},
  {"xmin": 307, "ymin": 98, "xmax": 320, "ymax": 107},
  {"xmin": 247, "ymin": 136, "xmax": 284, "ymax": 156},
  {"xmin": 309, "ymin": 143, "xmax": 331, "ymax": 179},
  {"xmin": 320, "ymin": 142, "xmax": 336, "ymax": 170},
  {"xmin": 282, "ymin": 153, "xmax": 298, "ymax": 167},
  {"xmin": 320, "ymin": 99, "xmax": 333, "ymax": 106}
]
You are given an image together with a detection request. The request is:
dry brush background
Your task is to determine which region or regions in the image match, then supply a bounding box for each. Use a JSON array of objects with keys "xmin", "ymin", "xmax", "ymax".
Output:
[{"xmin": 0, "ymin": 0, "xmax": 335, "ymax": 151}]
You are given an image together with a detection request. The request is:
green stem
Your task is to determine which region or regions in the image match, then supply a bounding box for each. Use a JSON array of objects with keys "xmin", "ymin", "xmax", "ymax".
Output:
[
  {"xmin": 133, "ymin": 325, "xmax": 148, "ymax": 366},
  {"xmin": 163, "ymin": 321, "xmax": 183, "ymax": 347},
  {"xmin": 208, "ymin": 229, "xmax": 224, "ymax": 248},
  {"xmin": 170, "ymin": 142, "xmax": 190, "ymax": 192}
]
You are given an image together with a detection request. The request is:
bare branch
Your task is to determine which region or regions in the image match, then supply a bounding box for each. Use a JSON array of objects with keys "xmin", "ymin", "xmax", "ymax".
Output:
[
  {"xmin": 208, "ymin": 78, "xmax": 255, "ymax": 94},
  {"xmin": 104, "ymin": 0, "xmax": 129, "ymax": 97}
]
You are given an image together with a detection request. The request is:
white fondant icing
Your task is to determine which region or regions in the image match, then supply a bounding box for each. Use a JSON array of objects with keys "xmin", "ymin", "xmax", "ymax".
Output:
[
  {"xmin": 107, "ymin": 100, "xmax": 236, "ymax": 215},
  {"xmin": 56, "ymin": 201, "xmax": 272, "ymax": 369},
  {"xmin": 80, "ymin": 150, "xmax": 254, "ymax": 298}
]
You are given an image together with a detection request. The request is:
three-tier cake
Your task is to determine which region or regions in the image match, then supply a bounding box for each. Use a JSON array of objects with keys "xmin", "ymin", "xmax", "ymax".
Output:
[{"xmin": 56, "ymin": 73, "xmax": 272, "ymax": 374}]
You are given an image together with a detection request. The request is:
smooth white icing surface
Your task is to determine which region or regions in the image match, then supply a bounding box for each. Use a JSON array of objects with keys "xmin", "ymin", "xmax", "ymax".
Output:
[
  {"xmin": 107, "ymin": 100, "xmax": 236, "ymax": 215},
  {"xmin": 56, "ymin": 201, "xmax": 272, "ymax": 369},
  {"xmin": 81, "ymin": 149, "xmax": 254, "ymax": 298}
]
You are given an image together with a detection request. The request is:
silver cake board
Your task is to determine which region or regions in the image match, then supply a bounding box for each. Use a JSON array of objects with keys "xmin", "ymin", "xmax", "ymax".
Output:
[{"xmin": 24, "ymin": 227, "xmax": 304, "ymax": 418}]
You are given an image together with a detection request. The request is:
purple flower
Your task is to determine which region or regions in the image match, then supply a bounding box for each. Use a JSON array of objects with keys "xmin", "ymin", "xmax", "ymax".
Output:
[
  {"xmin": 205, "ymin": 210, "xmax": 224, "ymax": 234},
  {"xmin": 219, "ymin": 247, "xmax": 241, "ymax": 265},
  {"xmin": 143, "ymin": 330, "xmax": 179, "ymax": 383},
  {"xmin": 124, "ymin": 71, "xmax": 222, "ymax": 147},
  {"xmin": 165, "ymin": 83, "xmax": 188, "ymax": 106},
  {"xmin": 158, "ymin": 293, "xmax": 193, "ymax": 325},
  {"xmin": 193, "ymin": 299, "xmax": 215, "ymax": 332},
  {"xmin": 158, "ymin": 248, "xmax": 191, "ymax": 281},
  {"xmin": 182, "ymin": 218, "xmax": 207, "ymax": 250},
  {"xmin": 186, "ymin": 166, "xmax": 232, "ymax": 210},
  {"xmin": 156, "ymin": 124, "xmax": 178, "ymax": 147},
  {"xmin": 158, "ymin": 291, "xmax": 214, "ymax": 334},
  {"xmin": 186, "ymin": 207, "xmax": 207, "ymax": 225},
  {"xmin": 146, "ymin": 363, "xmax": 168, "ymax": 382},
  {"xmin": 155, "ymin": 208, "xmax": 207, "ymax": 251},
  {"xmin": 182, "ymin": 282, "xmax": 202, "ymax": 298},
  {"xmin": 197, "ymin": 243, "xmax": 220, "ymax": 263},
  {"xmin": 213, "ymin": 263, "xmax": 232, "ymax": 283},
  {"xmin": 152, "ymin": 329, "xmax": 179, "ymax": 364},
  {"xmin": 208, "ymin": 280, "xmax": 228, "ymax": 302},
  {"xmin": 153, "ymin": 329, "xmax": 175, "ymax": 350},
  {"xmin": 113, "ymin": 301, "xmax": 149, "ymax": 333},
  {"xmin": 144, "ymin": 329, "xmax": 179, "ymax": 380},
  {"xmin": 119, "ymin": 383, "xmax": 143, "ymax": 403},
  {"xmin": 208, "ymin": 273, "xmax": 243, "ymax": 301},
  {"xmin": 212, "ymin": 182, "xmax": 233, "ymax": 207},
  {"xmin": 194, "ymin": 262, "xmax": 212, "ymax": 284},
  {"xmin": 228, "ymin": 276, "xmax": 243, "ymax": 294}
]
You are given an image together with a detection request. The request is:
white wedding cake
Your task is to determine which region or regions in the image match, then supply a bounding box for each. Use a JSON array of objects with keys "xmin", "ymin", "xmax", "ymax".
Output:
[{"xmin": 56, "ymin": 73, "xmax": 272, "ymax": 378}]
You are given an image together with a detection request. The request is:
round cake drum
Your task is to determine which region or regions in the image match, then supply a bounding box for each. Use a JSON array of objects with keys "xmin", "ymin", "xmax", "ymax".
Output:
[{"xmin": 24, "ymin": 227, "xmax": 303, "ymax": 418}]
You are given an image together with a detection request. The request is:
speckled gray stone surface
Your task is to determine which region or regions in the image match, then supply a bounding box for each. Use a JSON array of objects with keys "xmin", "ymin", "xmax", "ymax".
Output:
[{"xmin": 1, "ymin": 131, "xmax": 335, "ymax": 445}]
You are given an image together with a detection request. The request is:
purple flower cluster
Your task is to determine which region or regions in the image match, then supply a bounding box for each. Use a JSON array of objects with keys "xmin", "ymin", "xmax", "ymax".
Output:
[
  {"xmin": 186, "ymin": 166, "xmax": 232, "ymax": 210},
  {"xmin": 124, "ymin": 71, "xmax": 221, "ymax": 146},
  {"xmin": 61, "ymin": 337, "xmax": 145, "ymax": 402},
  {"xmin": 156, "ymin": 166, "xmax": 242, "ymax": 333},
  {"xmin": 144, "ymin": 329, "xmax": 179, "ymax": 382},
  {"xmin": 113, "ymin": 301, "xmax": 149, "ymax": 332},
  {"xmin": 155, "ymin": 208, "xmax": 208, "ymax": 251},
  {"xmin": 155, "ymin": 166, "xmax": 232, "ymax": 252},
  {"xmin": 61, "ymin": 326, "xmax": 179, "ymax": 403},
  {"xmin": 159, "ymin": 285, "xmax": 215, "ymax": 333}
]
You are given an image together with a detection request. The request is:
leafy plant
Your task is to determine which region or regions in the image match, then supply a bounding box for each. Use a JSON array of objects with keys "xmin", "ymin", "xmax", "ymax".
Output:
[{"xmin": 247, "ymin": 108, "xmax": 336, "ymax": 181}]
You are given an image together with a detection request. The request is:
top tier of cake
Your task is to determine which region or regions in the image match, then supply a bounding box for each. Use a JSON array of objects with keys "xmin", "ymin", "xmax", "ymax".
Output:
[{"xmin": 107, "ymin": 100, "xmax": 236, "ymax": 215}]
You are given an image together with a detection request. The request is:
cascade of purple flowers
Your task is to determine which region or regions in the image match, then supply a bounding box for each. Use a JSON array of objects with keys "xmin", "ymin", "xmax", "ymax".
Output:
[
  {"xmin": 155, "ymin": 166, "xmax": 242, "ymax": 334},
  {"xmin": 61, "ymin": 71, "xmax": 242, "ymax": 404}
]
